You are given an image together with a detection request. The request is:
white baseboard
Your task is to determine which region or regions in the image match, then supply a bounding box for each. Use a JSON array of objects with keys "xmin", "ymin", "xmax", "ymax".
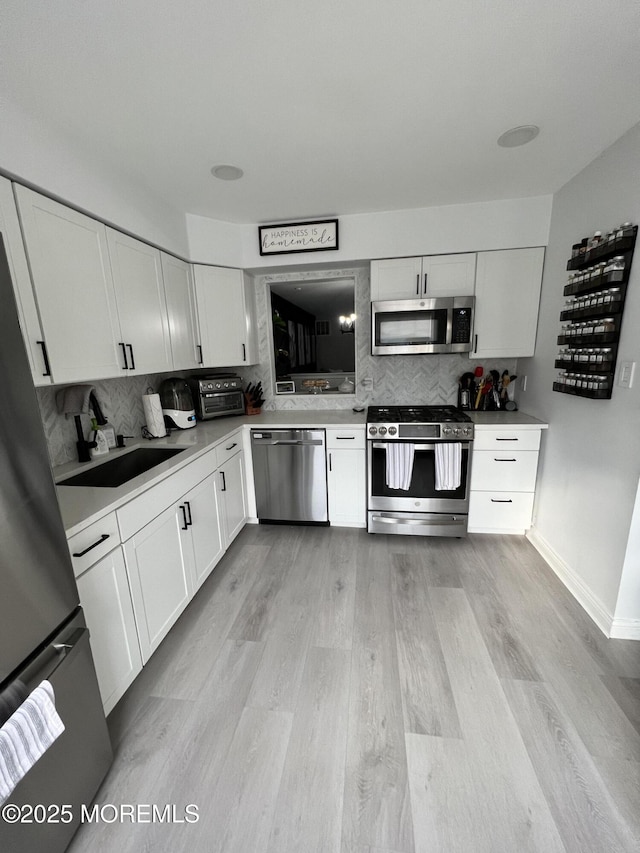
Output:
[
  {"xmin": 526, "ymin": 528, "xmax": 615, "ymax": 638},
  {"xmin": 610, "ymin": 618, "xmax": 640, "ymax": 640}
]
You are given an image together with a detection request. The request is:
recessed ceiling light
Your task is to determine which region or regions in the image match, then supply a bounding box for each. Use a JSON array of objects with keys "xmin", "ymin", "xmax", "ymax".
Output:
[
  {"xmin": 497, "ymin": 125, "xmax": 540, "ymax": 148},
  {"xmin": 210, "ymin": 164, "xmax": 244, "ymax": 181}
]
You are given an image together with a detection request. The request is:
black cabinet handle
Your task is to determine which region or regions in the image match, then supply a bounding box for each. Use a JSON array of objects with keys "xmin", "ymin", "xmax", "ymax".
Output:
[
  {"xmin": 474, "ymin": 334, "xmax": 478, "ymax": 354},
  {"xmin": 73, "ymin": 534, "xmax": 109, "ymax": 557},
  {"xmin": 220, "ymin": 471, "xmax": 227, "ymax": 491},
  {"xmin": 490, "ymin": 499, "xmax": 513, "ymax": 503},
  {"xmin": 36, "ymin": 340, "xmax": 51, "ymax": 376},
  {"xmin": 329, "ymin": 452, "xmax": 332, "ymax": 472},
  {"xmin": 242, "ymin": 343, "xmax": 246, "ymax": 362},
  {"xmin": 335, "ymin": 436, "xmax": 355, "ymax": 440},
  {"xmin": 119, "ymin": 342, "xmax": 129, "ymax": 370},
  {"xmin": 496, "ymin": 437, "xmax": 518, "ymax": 441},
  {"xmin": 180, "ymin": 505, "xmax": 189, "ymax": 530},
  {"xmin": 197, "ymin": 344, "xmax": 203, "ymax": 365},
  {"xmin": 225, "ymin": 442, "xmax": 238, "ymax": 451},
  {"xmin": 184, "ymin": 500, "xmax": 192, "ymax": 526},
  {"xmin": 416, "ymin": 273, "xmax": 420, "ymax": 295},
  {"xmin": 423, "ymin": 273, "xmax": 428, "ymax": 295},
  {"xmin": 494, "ymin": 458, "xmax": 517, "ymax": 462},
  {"xmin": 127, "ymin": 343, "xmax": 136, "ymax": 370}
]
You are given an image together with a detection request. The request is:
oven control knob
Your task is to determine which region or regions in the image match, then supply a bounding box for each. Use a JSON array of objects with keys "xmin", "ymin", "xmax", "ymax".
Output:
[
  {"xmin": 223, "ymin": 382, "xmax": 229, "ymax": 388},
  {"xmin": 369, "ymin": 426, "xmax": 378, "ymax": 435},
  {"xmin": 453, "ymin": 427, "xmax": 462, "ymax": 436},
  {"xmin": 215, "ymin": 382, "xmax": 222, "ymax": 389},
  {"xmin": 442, "ymin": 426, "xmax": 452, "ymax": 436},
  {"xmin": 463, "ymin": 426, "xmax": 472, "ymax": 436},
  {"xmin": 378, "ymin": 426, "xmax": 387, "ymax": 435},
  {"xmin": 388, "ymin": 426, "xmax": 397, "ymax": 435}
]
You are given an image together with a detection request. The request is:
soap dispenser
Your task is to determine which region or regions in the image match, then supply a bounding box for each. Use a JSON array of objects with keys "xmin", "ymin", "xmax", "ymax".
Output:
[{"xmin": 90, "ymin": 418, "xmax": 109, "ymax": 458}]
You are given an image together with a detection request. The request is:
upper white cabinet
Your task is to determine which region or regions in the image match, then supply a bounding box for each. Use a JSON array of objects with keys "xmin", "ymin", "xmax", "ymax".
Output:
[
  {"xmin": 371, "ymin": 253, "xmax": 476, "ymax": 300},
  {"xmin": 471, "ymin": 248, "xmax": 545, "ymax": 359},
  {"xmin": 106, "ymin": 229, "xmax": 172, "ymax": 374},
  {"xmin": 14, "ymin": 186, "xmax": 124, "ymax": 383},
  {"xmin": 161, "ymin": 253, "xmax": 201, "ymax": 371},
  {"xmin": 0, "ymin": 178, "xmax": 51, "ymax": 385},
  {"xmin": 193, "ymin": 265, "xmax": 257, "ymax": 368}
]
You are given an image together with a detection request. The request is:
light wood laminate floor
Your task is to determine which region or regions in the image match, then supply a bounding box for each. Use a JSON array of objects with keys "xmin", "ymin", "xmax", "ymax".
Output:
[{"xmin": 69, "ymin": 525, "xmax": 640, "ymax": 853}]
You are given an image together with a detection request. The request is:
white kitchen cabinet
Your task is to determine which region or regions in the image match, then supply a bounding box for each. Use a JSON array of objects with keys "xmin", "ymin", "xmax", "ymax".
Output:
[
  {"xmin": 468, "ymin": 427, "xmax": 542, "ymax": 534},
  {"xmin": 326, "ymin": 428, "xmax": 366, "ymax": 527},
  {"xmin": 371, "ymin": 253, "xmax": 476, "ymax": 300},
  {"xmin": 106, "ymin": 229, "xmax": 172, "ymax": 374},
  {"xmin": 161, "ymin": 253, "xmax": 201, "ymax": 370},
  {"xmin": 194, "ymin": 265, "xmax": 257, "ymax": 368},
  {"xmin": 76, "ymin": 545, "xmax": 142, "ymax": 715},
  {"xmin": 14, "ymin": 185, "xmax": 124, "ymax": 383},
  {"xmin": 0, "ymin": 179, "xmax": 51, "ymax": 385},
  {"xmin": 123, "ymin": 501, "xmax": 195, "ymax": 663},
  {"xmin": 185, "ymin": 472, "xmax": 225, "ymax": 590},
  {"xmin": 471, "ymin": 247, "xmax": 545, "ymax": 359},
  {"xmin": 217, "ymin": 446, "xmax": 248, "ymax": 546}
]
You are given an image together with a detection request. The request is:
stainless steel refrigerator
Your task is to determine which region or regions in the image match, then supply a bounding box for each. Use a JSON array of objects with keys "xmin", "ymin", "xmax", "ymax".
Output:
[{"xmin": 0, "ymin": 235, "xmax": 112, "ymax": 853}]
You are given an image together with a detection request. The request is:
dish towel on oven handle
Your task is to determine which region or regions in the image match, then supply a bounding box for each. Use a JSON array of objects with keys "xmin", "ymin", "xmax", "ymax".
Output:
[
  {"xmin": 0, "ymin": 680, "xmax": 65, "ymax": 805},
  {"xmin": 386, "ymin": 442, "xmax": 415, "ymax": 490},
  {"xmin": 435, "ymin": 442, "xmax": 462, "ymax": 491}
]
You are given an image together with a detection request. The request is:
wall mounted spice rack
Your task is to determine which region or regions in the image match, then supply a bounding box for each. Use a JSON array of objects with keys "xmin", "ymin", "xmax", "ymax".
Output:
[{"xmin": 554, "ymin": 224, "xmax": 636, "ymax": 399}]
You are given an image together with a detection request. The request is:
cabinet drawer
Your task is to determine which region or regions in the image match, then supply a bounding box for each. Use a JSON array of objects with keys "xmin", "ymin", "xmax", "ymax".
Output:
[
  {"xmin": 67, "ymin": 512, "xmax": 120, "ymax": 578},
  {"xmin": 468, "ymin": 491, "xmax": 535, "ymax": 532},
  {"xmin": 117, "ymin": 449, "xmax": 217, "ymax": 540},
  {"xmin": 216, "ymin": 430, "xmax": 243, "ymax": 467},
  {"xmin": 326, "ymin": 428, "xmax": 365, "ymax": 450},
  {"xmin": 470, "ymin": 450, "xmax": 539, "ymax": 492},
  {"xmin": 473, "ymin": 428, "xmax": 541, "ymax": 452}
]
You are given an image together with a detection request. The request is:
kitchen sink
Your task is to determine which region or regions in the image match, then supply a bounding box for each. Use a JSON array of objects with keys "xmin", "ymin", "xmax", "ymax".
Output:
[{"xmin": 58, "ymin": 447, "xmax": 186, "ymax": 488}]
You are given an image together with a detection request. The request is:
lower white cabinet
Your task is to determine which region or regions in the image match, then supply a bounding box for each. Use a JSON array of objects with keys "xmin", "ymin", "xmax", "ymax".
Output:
[
  {"xmin": 124, "ymin": 501, "xmax": 195, "ymax": 663},
  {"xmin": 187, "ymin": 471, "xmax": 225, "ymax": 591},
  {"xmin": 468, "ymin": 427, "xmax": 543, "ymax": 534},
  {"xmin": 218, "ymin": 449, "xmax": 248, "ymax": 546},
  {"xmin": 326, "ymin": 428, "xmax": 366, "ymax": 527},
  {"xmin": 75, "ymin": 546, "xmax": 142, "ymax": 715}
]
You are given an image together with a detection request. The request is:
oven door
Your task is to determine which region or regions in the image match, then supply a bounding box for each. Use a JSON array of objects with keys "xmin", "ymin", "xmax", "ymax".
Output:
[
  {"xmin": 200, "ymin": 389, "xmax": 244, "ymax": 419},
  {"xmin": 368, "ymin": 440, "xmax": 471, "ymax": 513}
]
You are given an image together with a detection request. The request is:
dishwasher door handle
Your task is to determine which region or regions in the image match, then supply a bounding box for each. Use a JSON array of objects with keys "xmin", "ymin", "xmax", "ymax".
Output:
[{"xmin": 262, "ymin": 439, "xmax": 324, "ymax": 446}]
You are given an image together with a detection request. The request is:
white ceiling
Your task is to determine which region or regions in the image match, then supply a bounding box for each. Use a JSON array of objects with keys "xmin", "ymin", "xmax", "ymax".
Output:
[{"xmin": 2, "ymin": 1, "xmax": 640, "ymax": 225}]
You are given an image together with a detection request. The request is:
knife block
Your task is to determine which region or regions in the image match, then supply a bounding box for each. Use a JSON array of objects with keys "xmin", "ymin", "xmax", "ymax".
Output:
[{"xmin": 244, "ymin": 393, "xmax": 262, "ymax": 415}]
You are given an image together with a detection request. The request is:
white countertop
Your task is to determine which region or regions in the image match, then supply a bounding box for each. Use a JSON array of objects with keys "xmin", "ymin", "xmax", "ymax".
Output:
[
  {"xmin": 55, "ymin": 410, "xmax": 366, "ymax": 536},
  {"xmin": 469, "ymin": 411, "xmax": 549, "ymax": 429}
]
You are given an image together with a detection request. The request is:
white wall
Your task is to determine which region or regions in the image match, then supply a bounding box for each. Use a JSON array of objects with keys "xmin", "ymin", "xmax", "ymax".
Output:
[
  {"xmin": 0, "ymin": 98, "xmax": 189, "ymax": 256},
  {"xmin": 614, "ymin": 477, "xmax": 640, "ymax": 638},
  {"xmin": 188, "ymin": 195, "xmax": 553, "ymax": 269},
  {"xmin": 520, "ymin": 122, "xmax": 640, "ymax": 633}
]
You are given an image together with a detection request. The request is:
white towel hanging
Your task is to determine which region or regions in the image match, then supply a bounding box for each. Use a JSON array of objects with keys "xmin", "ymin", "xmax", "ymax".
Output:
[
  {"xmin": 0, "ymin": 680, "xmax": 65, "ymax": 804},
  {"xmin": 386, "ymin": 442, "xmax": 415, "ymax": 491},
  {"xmin": 435, "ymin": 442, "xmax": 462, "ymax": 491}
]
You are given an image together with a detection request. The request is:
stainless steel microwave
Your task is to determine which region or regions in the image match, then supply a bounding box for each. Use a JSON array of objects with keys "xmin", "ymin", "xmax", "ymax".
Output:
[{"xmin": 371, "ymin": 296, "xmax": 475, "ymax": 355}]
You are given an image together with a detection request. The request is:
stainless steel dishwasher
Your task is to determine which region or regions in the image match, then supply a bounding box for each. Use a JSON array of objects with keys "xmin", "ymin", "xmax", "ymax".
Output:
[{"xmin": 251, "ymin": 429, "xmax": 328, "ymax": 523}]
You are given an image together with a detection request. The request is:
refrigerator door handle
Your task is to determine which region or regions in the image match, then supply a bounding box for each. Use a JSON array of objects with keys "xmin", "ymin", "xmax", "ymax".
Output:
[{"xmin": 23, "ymin": 628, "xmax": 87, "ymax": 689}]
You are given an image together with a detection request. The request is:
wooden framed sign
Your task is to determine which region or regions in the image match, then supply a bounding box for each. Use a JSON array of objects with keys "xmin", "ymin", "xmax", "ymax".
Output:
[{"xmin": 259, "ymin": 219, "xmax": 339, "ymax": 256}]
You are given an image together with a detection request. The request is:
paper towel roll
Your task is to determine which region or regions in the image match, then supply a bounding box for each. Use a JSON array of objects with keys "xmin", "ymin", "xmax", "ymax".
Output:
[{"xmin": 142, "ymin": 393, "xmax": 167, "ymax": 438}]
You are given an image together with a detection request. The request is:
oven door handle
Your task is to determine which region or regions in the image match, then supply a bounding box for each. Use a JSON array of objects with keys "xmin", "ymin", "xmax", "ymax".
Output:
[{"xmin": 371, "ymin": 442, "xmax": 437, "ymax": 451}]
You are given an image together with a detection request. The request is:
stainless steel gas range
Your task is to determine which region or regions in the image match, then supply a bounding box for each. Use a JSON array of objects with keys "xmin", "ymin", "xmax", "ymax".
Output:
[{"xmin": 366, "ymin": 405, "xmax": 474, "ymax": 537}]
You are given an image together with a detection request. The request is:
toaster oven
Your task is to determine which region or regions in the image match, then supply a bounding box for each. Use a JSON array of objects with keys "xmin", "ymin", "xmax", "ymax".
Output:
[{"xmin": 188, "ymin": 375, "xmax": 245, "ymax": 420}]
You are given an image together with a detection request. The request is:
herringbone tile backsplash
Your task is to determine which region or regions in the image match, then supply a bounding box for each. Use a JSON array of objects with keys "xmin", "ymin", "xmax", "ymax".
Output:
[{"xmin": 37, "ymin": 267, "xmax": 516, "ymax": 465}]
